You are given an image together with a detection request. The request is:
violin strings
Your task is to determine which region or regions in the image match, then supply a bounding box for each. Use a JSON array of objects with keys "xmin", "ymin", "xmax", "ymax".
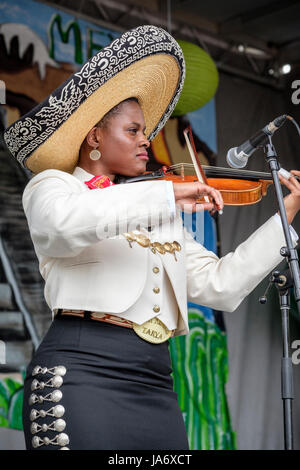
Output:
[{"xmin": 167, "ymin": 164, "xmax": 272, "ymax": 180}]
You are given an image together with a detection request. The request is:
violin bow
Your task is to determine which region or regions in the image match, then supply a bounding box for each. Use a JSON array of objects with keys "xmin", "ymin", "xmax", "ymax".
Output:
[
  {"xmin": 183, "ymin": 125, "xmax": 223, "ymax": 215},
  {"xmin": 183, "ymin": 125, "xmax": 208, "ymax": 184}
]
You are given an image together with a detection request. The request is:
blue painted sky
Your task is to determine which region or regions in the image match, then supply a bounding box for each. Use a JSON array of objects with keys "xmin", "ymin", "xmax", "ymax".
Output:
[
  {"xmin": 188, "ymin": 98, "xmax": 217, "ymax": 153},
  {"xmin": 0, "ymin": 0, "xmax": 119, "ymax": 65}
]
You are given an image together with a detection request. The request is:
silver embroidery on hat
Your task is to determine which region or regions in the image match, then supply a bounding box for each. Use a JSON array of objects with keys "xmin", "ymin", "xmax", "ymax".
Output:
[{"xmin": 29, "ymin": 364, "xmax": 69, "ymax": 449}]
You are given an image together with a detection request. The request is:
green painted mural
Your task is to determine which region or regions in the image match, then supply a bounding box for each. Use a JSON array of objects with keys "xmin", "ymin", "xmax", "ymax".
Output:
[
  {"xmin": 170, "ymin": 307, "xmax": 236, "ymax": 450},
  {"xmin": 0, "ymin": 375, "xmax": 24, "ymax": 430}
]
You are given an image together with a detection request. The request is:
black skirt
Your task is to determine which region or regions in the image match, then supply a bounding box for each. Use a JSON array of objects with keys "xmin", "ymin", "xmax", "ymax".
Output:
[{"xmin": 22, "ymin": 314, "xmax": 189, "ymax": 450}]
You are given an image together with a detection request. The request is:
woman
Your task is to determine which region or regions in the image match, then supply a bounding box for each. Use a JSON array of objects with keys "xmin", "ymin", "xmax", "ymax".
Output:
[{"xmin": 4, "ymin": 26, "xmax": 300, "ymax": 450}]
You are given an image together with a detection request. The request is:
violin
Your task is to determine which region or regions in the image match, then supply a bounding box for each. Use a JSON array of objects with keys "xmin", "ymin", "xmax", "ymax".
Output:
[{"xmin": 119, "ymin": 163, "xmax": 273, "ymax": 206}]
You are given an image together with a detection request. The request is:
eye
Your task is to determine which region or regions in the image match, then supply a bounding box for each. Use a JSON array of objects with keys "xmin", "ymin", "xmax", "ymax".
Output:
[{"xmin": 128, "ymin": 128, "xmax": 138, "ymax": 134}]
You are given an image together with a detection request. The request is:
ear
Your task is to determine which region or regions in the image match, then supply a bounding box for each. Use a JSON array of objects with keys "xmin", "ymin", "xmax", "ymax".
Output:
[{"xmin": 86, "ymin": 126, "xmax": 101, "ymax": 148}]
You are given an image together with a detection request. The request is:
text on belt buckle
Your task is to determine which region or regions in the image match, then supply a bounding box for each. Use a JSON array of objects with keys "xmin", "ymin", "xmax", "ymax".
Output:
[{"xmin": 133, "ymin": 317, "xmax": 172, "ymax": 344}]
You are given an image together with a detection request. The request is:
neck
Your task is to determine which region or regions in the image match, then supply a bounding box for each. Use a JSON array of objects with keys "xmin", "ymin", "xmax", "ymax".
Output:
[{"xmin": 77, "ymin": 162, "xmax": 116, "ymax": 181}]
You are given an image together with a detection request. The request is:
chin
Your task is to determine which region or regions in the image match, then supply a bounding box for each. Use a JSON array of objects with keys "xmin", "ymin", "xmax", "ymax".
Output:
[{"xmin": 125, "ymin": 167, "xmax": 146, "ymax": 177}]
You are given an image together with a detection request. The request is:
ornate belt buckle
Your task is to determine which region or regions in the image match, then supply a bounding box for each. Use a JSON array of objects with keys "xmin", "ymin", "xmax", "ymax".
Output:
[{"xmin": 133, "ymin": 317, "xmax": 173, "ymax": 344}]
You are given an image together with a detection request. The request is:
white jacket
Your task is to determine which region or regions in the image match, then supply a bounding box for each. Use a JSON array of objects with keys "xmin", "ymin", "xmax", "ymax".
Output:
[{"xmin": 22, "ymin": 166, "xmax": 294, "ymax": 336}]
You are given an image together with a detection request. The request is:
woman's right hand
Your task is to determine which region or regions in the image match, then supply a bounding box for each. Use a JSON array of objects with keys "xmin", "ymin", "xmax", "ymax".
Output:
[{"xmin": 173, "ymin": 181, "xmax": 224, "ymax": 213}]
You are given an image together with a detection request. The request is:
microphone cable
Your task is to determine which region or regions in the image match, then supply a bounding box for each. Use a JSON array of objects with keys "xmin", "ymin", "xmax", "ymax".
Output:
[{"xmin": 287, "ymin": 115, "xmax": 300, "ymax": 137}]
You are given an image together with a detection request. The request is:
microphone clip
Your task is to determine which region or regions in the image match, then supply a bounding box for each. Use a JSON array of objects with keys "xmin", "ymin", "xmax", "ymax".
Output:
[{"xmin": 259, "ymin": 269, "xmax": 294, "ymax": 304}]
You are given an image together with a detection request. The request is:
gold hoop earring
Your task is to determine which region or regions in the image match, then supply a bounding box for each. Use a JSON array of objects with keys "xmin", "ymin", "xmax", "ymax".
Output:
[{"xmin": 89, "ymin": 149, "xmax": 101, "ymax": 161}]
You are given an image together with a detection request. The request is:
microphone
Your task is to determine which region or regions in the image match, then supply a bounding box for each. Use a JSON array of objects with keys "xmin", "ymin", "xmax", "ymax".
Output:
[{"xmin": 226, "ymin": 115, "xmax": 287, "ymax": 169}]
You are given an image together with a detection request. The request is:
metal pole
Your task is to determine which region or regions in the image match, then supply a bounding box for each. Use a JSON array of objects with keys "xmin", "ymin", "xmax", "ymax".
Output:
[{"xmin": 0, "ymin": 235, "xmax": 40, "ymax": 350}]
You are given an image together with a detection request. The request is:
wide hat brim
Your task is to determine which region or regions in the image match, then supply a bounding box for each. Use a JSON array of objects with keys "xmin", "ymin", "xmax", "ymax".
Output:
[{"xmin": 4, "ymin": 25, "xmax": 185, "ymax": 174}]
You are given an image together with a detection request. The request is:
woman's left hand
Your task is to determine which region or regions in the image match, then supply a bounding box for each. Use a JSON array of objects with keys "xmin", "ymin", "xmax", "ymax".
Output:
[{"xmin": 278, "ymin": 170, "xmax": 300, "ymax": 224}]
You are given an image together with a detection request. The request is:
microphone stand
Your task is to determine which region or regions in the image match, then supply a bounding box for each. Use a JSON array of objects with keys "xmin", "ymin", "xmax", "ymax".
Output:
[{"xmin": 263, "ymin": 135, "xmax": 300, "ymax": 450}]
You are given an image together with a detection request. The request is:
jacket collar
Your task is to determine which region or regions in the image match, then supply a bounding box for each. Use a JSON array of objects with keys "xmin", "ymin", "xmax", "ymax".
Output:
[{"xmin": 72, "ymin": 166, "xmax": 94, "ymax": 183}]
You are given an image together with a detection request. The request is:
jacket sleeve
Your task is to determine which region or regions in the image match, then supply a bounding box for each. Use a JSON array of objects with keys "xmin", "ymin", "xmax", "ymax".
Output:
[
  {"xmin": 22, "ymin": 170, "xmax": 175, "ymax": 258},
  {"xmin": 185, "ymin": 216, "xmax": 297, "ymax": 312}
]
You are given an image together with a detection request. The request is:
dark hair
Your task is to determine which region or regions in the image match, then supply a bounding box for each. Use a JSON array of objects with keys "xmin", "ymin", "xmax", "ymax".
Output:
[{"xmin": 96, "ymin": 97, "xmax": 139, "ymax": 129}]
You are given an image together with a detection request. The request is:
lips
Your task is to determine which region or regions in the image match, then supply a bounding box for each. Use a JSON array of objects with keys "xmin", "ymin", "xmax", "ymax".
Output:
[{"xmin": 136, "ymin": 153, "xmax": 149, "ymax": 161}]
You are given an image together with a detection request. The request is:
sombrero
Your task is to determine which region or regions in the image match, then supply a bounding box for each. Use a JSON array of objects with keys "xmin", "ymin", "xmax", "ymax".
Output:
[{"xmin": 3, "ymin": 25, "xmax": 185, "ymax": 174}]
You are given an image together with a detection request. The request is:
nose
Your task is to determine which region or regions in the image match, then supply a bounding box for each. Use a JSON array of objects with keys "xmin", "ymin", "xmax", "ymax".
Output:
[{"xmin": 140, "ymin": 133, "xmax": 150, "ymax": 148}]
